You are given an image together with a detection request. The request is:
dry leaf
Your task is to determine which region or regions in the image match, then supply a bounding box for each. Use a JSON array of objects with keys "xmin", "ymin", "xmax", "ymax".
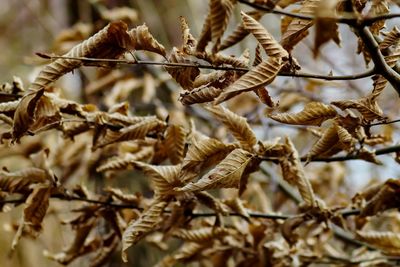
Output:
[
  {"xmin": 215, "ymin": 57, "xmax": 282, "ymax": 104},
  {"xmin": 205, "ymin": 105, "xmax": 257, "ymax": 151},
  {"xmin": 122, "ymin": 200, "xmax": 169, "ymax": 262},
  {"xmin": 176, "ymin": 148, "xmax": 256, "ymax": 193},
  {"xmin": 241, "ymin": 11, "xmax": 289, "ymax": 60},
  {"xmin": 269, "ymin": 102, "xmax": 337, "ymax": 126}
]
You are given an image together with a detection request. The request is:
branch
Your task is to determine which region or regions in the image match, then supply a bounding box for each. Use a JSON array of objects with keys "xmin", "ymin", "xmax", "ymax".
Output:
[
  {"xmin": 306, "ymin": 144, "xmax": 400, "ymax": 163},
  {"xmin": 238, "ymin": 0, "xmax": 400, "ymax": 26},
  {"xmin": 356, "ymin": 27, "xmax": 400, "ymax": 96},
  {"xmin": 38, "ymin": 54, "xmax": 375, "ymax": 81}
]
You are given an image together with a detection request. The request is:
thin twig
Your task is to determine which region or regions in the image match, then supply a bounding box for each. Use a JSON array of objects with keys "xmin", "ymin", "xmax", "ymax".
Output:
[
  {"xmin": 238, "ymin": 0, "xmax": 400, "ymax": 26},
  {"xmin": 38, "ymin": 54, "xmax": 375, "ymax": 81}
]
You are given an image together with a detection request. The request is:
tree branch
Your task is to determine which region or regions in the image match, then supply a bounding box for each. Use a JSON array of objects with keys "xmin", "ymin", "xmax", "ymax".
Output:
[
  {"xmin": 356, "ymin": 27, "xmax": 400, "ymax": 96},
  {"xmin": 238, "ymin": 0, "xmax": 400, "ymax": 26},
  {"xmin": 38, "ymin": 54, "xmax": 375, "ymax": 81}
]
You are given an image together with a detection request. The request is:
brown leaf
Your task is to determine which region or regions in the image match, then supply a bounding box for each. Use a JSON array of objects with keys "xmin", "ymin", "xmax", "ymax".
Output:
[
  {"xmin": 280, "ymin": 0, "xmax": 319, "ymax": 51},
  {"xmin": 176, "ymin": 148, "xmax": 256, "ymax": 193},
  {"xmin": 359, "ymin": 179, "xmax": 400, "ymax": 217},
  {"xmin": 215, "ymin": 57, "xmax": 282, "ymax": 104},
  {"xmin": 241, "ymin": 11, "xmax": 289, "ymax": 60},
  {"xmin": 269, "ymin": 102, "xmax": 337, "ymax": 126},
  {"xmin": 164, "ymin": 124, "xmax": 187, "ymax": 164},
  {"xmin": 280, "ymin": 137, "xmax": 316, "ymax": 207},
  {"xmin": 220, "ymin": 10, "xmax": 264, "ymax": 50},
  {"xmin": 180, "ymin": 86, "xmax": 223, "ymax": 105},
  {"xmin": 205, "ymin": 105, "xmax": 257, "ymax": 151},
  {"xmin": 313, "ymin": 0, "xmax": 341, "ymax": 58},
  {"xmin": 30, "ymin": 21, "xmax": 131, "ymax": 92},
  {"xmin": 128, "ymin": 24, "xmax": 166, "ymax": 57},
  {"xmin": 122, "ymin": 200, "xmax": 169, "ymax": 262},
  {"xmin": 12, "ymin": 89, "xmax": 44, "ymax": 141}
]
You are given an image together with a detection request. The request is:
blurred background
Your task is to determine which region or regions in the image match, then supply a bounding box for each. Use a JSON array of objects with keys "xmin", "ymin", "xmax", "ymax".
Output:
[{"xmin": 0, "ymin": 0, "xmax": 399, "ymax": 266}]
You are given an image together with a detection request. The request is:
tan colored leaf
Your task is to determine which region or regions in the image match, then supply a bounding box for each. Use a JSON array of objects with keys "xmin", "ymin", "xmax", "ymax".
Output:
[
  {"xmin": 307, "ymin": 123, "xmax": 340, "ymax": 160},
  {"xmin": 180, "ymin": 86, "xmax": 223, "ymax": 105},
  {"xmin": 30, "ymin": 21, "xmax": 131, "ymax": 92},
  {"xmin": 172, "ymin": 227, "xmax": 230, "ymax": 243},
  {"xmin": 220, "ymin": 10, "xmax": 264, "ymax": 50},
  {"xmin": 269, "ymin": 102, "xmax": 337, "ymax": 126},
  {"xmin": 93, "ymin": 117, "xmax": 166, "ymax": 149},
  {"xmin": 367, "ymin": 0, "xmax": 389, "ymax": 35},
  {"xmin": 380, "ymin": 26, "xmax": 400, "ymax": 49},
  {"xmin": 176, "ymin": 148, "xmax": 255, "ymax": 193},
  {"xmin": 196, "ymin": 11, "xmax": 212, "ymax": 52},
  {"xmin": 96, "ymin": 146, "xmax": 154, "ymax": 172},
  {"xmin": 215, "ymin": 57, "xmax": 282, "ymax": 104},
  {"xmin": 371, "ymin": 50, "xmax": 400, "ymax": 98},
  {"xmin": 133, "ymin": 161, "xmax": 182, "ymax": 196},
  {"xmin": 280, "ymin": 137, "xmax": 316, "ymax": 206},
  {"xmin": 331, "ymin": 96, "xmax": 385, "ymax": 122},
  {"xmin": 0, "ymin": 167, "xmax": 48, "ymax": 193},
  {"xmin": 205, "ymin": 105, "xmax": 257, "ymax": 151},
  {"xmin": 122, "ymin": 200, "xmax": 168, "ymax": 262},
  {"xmin": 165, "ymin": 47, "xmax": 200, "ymax": 90},
  {"xmin": 128, "ymin": 24, "xmax": 166, "ymax": 57},
  {"xmin": 164, "ymin": 124, "xmax": 186, "ymax": 164},
  {"xmin": 313, "ymin": 0, "xmax": 341, "ymax": 58},
  {"xmin": 12, "ymin": 89, "xmax": 44, "ymax": 141},
  {"xmin": 179, "ymin": 136, "xmax": 236, "ymax": 183},
  {"xmin": 359, "ymin": 179, "xmax": 400, "ymax": 217},
  {"xmin": 280, "ymin": 0, "xmax": 319, "ymax": 52},
  {"xmin": 356, "ymin": 230, "xmax": 400, "ymax": 254},
  {"xmin": 180, "ymin": 16, "xmax": 197, "ymax": 53},
  {"xmin": 104, "ymin": 187, "xmax": 142, "ymax": 205},
  {"xmin": 241, "ymin": 11, "xmax": 288, "ymax": 60},
  {"xmin": 209, "ymin": 0, "xmax": 237, "ymax": 52},
  {"xmin": 23, "ymin": 184, "xmax": 51, "ymax": 232},
  {"xmin": 254, "ymin": 84, "xmax": 275, "ymax": 107},
  {"xmin": 0, "ymin": 100, "xmax": 19, "ymax": 113}
]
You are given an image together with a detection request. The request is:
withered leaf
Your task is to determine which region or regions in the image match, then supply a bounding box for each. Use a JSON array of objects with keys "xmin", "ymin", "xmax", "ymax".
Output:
[
  {"xmin": 128, "ymin": 24, "xmax": 166, "ymax": 57},
  {"xmin": 176, "ymin": 148, "xmax": 256, "ymax": 193},
  {"xmin": 269, "ymin": 102, "xmax": 337, "ymax": 126},
  {"xmin": 220, "ymin": 10, "xmax": 264, "ymax": 50},
  {"xmin": 30, "ymin": 21, "xmax": 132, "ymax": 92},
  {"xmin": 132, "ymin": 161, "xmax": 181, "ymax": 196},
  {"xmin": 122, "ymin": 200, "xmax": 169, "ymax": 262},
  {"xmin": 241, "ymin": 11, "xmax": 288, "ymax": 60},
  {"xmin": 313, "ymin": 0, "xmax": 341, "ymax": 58},
  {"xmin": 359, "ymin": 179, "xmax": 400, "ymax": 217},
  {"xmin": 12, "ymin": 89, "xmax": 44, "ymax": 141},
  {"xmin": 280, "ymin": 0, "xmax": 319, "ymax": 51},
  {"xmin": 205, "ymin": 105, "xmax": 257, "ymax": 151},
  {"xmin": 280, "ymin": 137, "xmax": 316, "ymax": 207},
  {"xmin": 215, "ymin": 57, "xmax": 282, "ymax": 104}
]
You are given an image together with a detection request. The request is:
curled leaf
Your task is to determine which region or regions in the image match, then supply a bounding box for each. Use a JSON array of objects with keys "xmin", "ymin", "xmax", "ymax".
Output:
[
  {"xmin": 128, "ymin": 24, "xmax": 166, "ymax": 57},
  {"xmin": 215, "ymin": 57, "xmax": 282, "ymax": 104},
  {"xmin": 241, "ymin": 11, "xmax": 288, "ymax": 60},
  {"xmin": 122, "ymin": 200, "xmax": 169, "ymax": 262},
  {"xmin": 31, "ymin": 21, "xmax": 131, "ymax": 91},
  {"xmin": 176, "ymin": 148, "xmax": 256, "ymax": 193},
  {"xmin": 269, "ymin": 102, "xmax": 337, "ymax": 126},
  {"xmin": 205, "ymin": 105, "xmax": 257, "ymax": 151}
]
